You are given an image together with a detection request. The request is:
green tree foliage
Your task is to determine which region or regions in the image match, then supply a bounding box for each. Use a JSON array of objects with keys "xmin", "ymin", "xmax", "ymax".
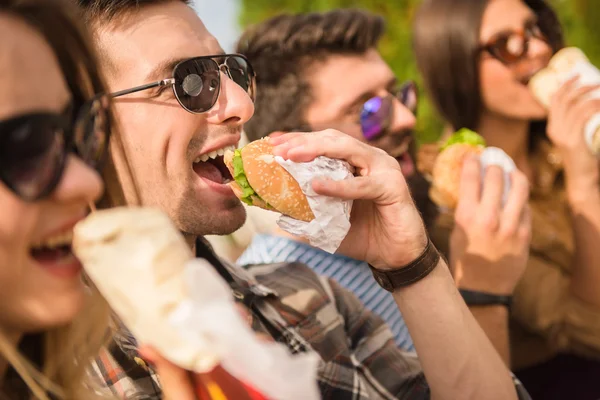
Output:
[{"xmin": 239, "ymin": 0, "xmax": 600, "ymax": 144}]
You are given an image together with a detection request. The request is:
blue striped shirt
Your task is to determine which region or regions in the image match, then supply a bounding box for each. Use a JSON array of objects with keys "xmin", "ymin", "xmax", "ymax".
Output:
[{"xmin": 237, "ymin": 233, "xmax": 415, "ymax": 351}]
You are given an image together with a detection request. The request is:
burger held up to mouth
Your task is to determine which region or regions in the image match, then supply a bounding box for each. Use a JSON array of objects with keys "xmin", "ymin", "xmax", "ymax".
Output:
[
  {"xmin": 224, "ymin": 138, "xmax": 354, "ymax": 253},
  {"xmin": 529, "ymin": 47, "xmax": 600, "ymax": 156}
]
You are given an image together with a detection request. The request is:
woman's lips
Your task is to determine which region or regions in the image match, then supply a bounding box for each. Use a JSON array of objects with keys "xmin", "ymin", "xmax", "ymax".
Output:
[{"xmin": 30, "ymin": 246, "xmax": 82, "ymax": 279}]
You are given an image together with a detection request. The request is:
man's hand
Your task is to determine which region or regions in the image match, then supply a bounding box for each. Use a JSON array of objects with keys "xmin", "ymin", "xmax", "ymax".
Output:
[
  {"xmin": 270, "ymin": 130, "xmax": 428, "ymax": 270},
  {"xmin": 451, "ymin": 156, "xmax": 531, "ymax": 295}
]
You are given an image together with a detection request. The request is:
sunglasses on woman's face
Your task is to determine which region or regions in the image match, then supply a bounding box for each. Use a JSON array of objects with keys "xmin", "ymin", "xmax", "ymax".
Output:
[
  {"xmin": 0, "ymin": 95, "xmax": 111, "ymax": 201},
  {"xmin": 480, "ymin": 21, "xmax": 547, "ymax": 65},
  {"xmin": 360, "ymin": 80, "xmax": 418, "ymax": 141},
  {"xmin": 111, "ymin": 54, "xmax": 256, "ymax": 113}
]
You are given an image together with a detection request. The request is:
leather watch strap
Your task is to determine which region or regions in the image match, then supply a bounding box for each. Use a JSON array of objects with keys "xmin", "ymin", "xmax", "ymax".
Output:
[{"xmin": 368, "ymin": 238, "xmax": 441, "ymax": 292}]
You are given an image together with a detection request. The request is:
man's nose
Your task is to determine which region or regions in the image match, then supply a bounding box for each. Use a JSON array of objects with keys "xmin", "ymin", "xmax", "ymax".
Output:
[
  {"xmin": 389, "ymin": 99, "xmax": 417, "ymax": 135},
  {"xmin": 205, "ymin": 70, "xmax": 255, "ymax": 127}
]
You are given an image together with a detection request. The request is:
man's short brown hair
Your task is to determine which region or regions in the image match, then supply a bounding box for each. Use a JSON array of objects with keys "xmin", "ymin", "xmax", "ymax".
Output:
[
  {"xmin": 237, "ymin": 9, "xmax": 385, "ymax": 142},
  {"xmin": 74, "ymin": 0, "xmax": 190, "ymax": 76},
  {"xmin": 76, "ymin": 0, "xmax": 189, "ymax": 26}
]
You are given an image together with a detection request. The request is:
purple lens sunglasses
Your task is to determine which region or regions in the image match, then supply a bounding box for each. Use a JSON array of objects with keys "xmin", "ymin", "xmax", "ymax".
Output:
[{"xmin": 360, "ymin": 80, "xmax": 418, "ymax": 141}]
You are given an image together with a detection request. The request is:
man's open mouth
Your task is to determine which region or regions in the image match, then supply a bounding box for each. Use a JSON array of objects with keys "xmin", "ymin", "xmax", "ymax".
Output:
[
  {"xmin": 389, "ymin": 137, "xmax": 415, "ymax": 177},
  {"xmin": 192, "ymin": 145, "xmax": 235, "ymax": 185}
]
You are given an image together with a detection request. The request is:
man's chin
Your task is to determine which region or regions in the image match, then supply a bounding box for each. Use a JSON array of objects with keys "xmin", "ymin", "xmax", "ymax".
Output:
[
  {"xmin": 210, "ymin": 206, "xmax": 247, "ymax": 236},
  {"xmin": 177, "ymin": 199, "xmax": 247, "ymax": 237}
]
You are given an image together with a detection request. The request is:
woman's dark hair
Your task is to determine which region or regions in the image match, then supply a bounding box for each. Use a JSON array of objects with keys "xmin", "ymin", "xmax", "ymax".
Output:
[{"xmin": 413, "ymin": 0, "xmax": 564, "ymax": 149}]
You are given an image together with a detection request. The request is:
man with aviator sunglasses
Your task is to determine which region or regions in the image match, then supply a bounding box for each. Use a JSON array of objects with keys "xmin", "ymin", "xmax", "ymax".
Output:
[{"xmin": 75, "ymin": 0, "xmax": 529, "ymax": 399}]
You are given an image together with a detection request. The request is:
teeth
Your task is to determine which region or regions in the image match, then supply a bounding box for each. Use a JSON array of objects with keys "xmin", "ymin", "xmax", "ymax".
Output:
[
  {"xmin": 33, "ymin": 230, "xmax": 73, "ymax": 249},
  {"xmin": 193, "ymin": 145, "xmax": 237, "ymax": 164}
]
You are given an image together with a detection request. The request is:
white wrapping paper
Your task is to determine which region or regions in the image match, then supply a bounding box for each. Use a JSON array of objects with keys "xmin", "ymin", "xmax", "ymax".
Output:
[
  {"xmin": 479, "ymin": 147, "xmax": 517, "ymax": 207},
  {"xmin": 531, "ymin": 49, "xmax": 600, "ymax": 155},
  {"xmin": 274, "ymin": 156, "xmax": 354, "ymax": 253},
  {"xmin": 73, "ymin": 208, "xmax": 320, "ymax": 400},
  {"xmin": 168, "ymin": 260, "xmax": 321, "ymax": 400}
]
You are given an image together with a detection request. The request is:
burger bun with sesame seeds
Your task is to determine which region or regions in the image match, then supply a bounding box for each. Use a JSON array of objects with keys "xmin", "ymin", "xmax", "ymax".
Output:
[{"xmin": 224, "ymin": 139, "xmax": 316, "ymax": 222}]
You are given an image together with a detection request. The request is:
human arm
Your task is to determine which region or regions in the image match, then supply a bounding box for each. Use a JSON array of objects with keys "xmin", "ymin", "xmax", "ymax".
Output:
[
  {"xmin": 271, "ymin": 130, "xmax": 519, "ymax": 400},
  {"xmin": 546, "ymin": 79, "xmax": 600, "ymax": 308},
  {"xmin": 449, "ymin": 156, "xmax": 531, "ymax": 364}
]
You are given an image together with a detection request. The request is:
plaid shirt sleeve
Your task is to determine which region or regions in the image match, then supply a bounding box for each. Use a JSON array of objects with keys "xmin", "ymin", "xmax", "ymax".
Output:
[
  {"xmin": 89, "ymin": 329, "xmax": 162, "ymax": 400},
  {"xmin": 322, "ymin": 277, "xmax": 430, "ymax": 399}
]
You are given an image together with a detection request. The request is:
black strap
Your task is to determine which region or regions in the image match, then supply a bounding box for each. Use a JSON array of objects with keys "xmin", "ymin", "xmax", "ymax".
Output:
[
  {"xmin": 459, "ymin": 289, "xmax": 513, "ymax": 310},
  {"xmin": 195, "ymin": 239, "xmax": 310, "ymax": 353},
  {"xmin": 196, "ymin": 239, "xmax": 236, "ymax": 284}
]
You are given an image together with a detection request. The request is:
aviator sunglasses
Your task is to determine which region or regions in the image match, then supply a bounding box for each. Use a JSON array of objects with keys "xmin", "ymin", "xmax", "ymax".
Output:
[
  {"xmin": 360, "ymin": 80, "xmax": 418, "ymax": 141},
  {"xmin": 111, "ymin": 54, "xmax": 256, "ymax": 113},
  {"xmin": 0, "ymin": 95, "xmax": 111, "ymax": 201},
  {"xmin": 479, "ymin": 20, "xmax": 547, "ymax": 65}
]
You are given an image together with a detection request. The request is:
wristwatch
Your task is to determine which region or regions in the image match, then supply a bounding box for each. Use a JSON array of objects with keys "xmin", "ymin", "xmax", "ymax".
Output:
[
  {"xmin": 459, "ymin": 289, "xmax": 513, "ymax": 310},
  {"xmin": 368, "ymin": 238, "xmax": 441, "ymax": 292}
]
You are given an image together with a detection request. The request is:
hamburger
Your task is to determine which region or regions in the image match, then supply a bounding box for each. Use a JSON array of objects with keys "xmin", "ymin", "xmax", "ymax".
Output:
[
  {"xmin": 429, "ymin": 128, "xmax": 485, "ymax": 209},
  {"xmin": 224, "ymin": 138, "xmax": 315, "ymax": 222}
]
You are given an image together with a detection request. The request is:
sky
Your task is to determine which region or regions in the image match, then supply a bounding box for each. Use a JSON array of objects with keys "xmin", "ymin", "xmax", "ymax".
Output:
[{"xmin": 192, "ymin": 0, "xmax": 241, "ymax": 52}]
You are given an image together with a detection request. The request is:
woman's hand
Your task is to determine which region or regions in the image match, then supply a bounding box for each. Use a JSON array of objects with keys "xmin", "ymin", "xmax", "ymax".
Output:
[
  {"xmin": 139, "ymin": 346, "xmax": 264, "ymax": 400},
  {"xmin": 450, "ymin": 156, "xmax": 531, "ymax": 294},
  {"xmin": 547, "ymin": 77, "xmax": 600, "ymax": 199}
]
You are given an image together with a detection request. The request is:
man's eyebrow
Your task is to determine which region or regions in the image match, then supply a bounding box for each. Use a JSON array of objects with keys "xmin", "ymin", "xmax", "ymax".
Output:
[
  {"xmin": 145, "ymin": 58, "xmax": 187, "ymax": 83},
  {"xmin": 385, "ymin": 77, "xmax": 399, "ymax": 92}
]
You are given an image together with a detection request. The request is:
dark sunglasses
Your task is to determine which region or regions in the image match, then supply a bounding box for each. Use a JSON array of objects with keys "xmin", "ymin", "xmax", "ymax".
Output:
[
  {"xmin": 480, "ymin": 21, "xmax": 546, "ymax": 64},
  {"xmin": 0, "ymin": 95, "xmax": 111, "ymax": 201},
  {"xmin": 111, "ymin": 54, "xmax": 256, "ymax": 114},
  {"xmin": 360, "ymin": 80, "xmax": 418, "ymax": 141}
]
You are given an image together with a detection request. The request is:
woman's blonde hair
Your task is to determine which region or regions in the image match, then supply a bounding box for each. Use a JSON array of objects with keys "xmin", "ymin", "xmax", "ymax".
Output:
[{"xmin": 0, "ymin": 0, "xmax": 115, "ymax": 398}]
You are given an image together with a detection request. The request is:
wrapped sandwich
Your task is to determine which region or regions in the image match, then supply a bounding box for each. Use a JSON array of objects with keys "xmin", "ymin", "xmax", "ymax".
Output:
[
  {"xmin": 73, "ymin": 207, "xmax": 319, "ymax": 400},
  {"xmin": 224, "ymin": 138, "xmax": 354, "ymax": 253},
  {"xmin": 430, "ymin": 129, "xmax": 516, "ymax": 210},
  {"xmin": 529, "ymin": 47, "xmax": 600, "ymax": 155}
]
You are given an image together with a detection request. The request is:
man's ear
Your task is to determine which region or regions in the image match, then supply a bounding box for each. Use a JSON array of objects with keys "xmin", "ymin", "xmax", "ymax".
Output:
[{"xmin": 267, "ymin": 131, "xmax": 286, "ymax": 139}]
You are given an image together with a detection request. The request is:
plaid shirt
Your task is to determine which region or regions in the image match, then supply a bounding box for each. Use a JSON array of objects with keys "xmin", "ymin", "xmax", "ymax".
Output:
[{"xmin": 90, "ymin": 240, "xmax": 529, "ymax": 400}]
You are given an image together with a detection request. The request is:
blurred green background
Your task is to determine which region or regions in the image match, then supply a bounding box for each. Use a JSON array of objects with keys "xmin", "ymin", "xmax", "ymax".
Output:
[{"xmin": 239, "ymin": 0, "xmax": 600, "ymax": 144}]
